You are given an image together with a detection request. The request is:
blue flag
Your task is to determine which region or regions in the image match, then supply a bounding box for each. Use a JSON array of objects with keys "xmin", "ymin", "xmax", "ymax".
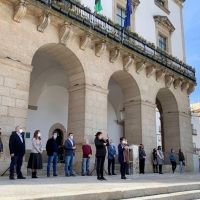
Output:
[{"xmin": 124, "ymin": 0, "xmax": 132, "ymax": 29}]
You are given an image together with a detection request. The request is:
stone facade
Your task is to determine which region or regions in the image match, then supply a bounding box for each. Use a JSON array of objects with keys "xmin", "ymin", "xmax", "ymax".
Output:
[{"xmin": 0, "ymin": 0, "xmax": 196, "ymax": 173}]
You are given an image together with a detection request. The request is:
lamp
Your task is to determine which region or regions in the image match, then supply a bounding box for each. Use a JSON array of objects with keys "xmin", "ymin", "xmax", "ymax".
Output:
[{"xmin": 119, "ymin": 109, "xmax": 125, "ymax": 121}]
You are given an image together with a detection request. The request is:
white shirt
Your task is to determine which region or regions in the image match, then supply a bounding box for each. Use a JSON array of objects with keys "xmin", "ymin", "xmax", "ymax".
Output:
[
  {"xmin": 17, "ymin": 133, "xmax": 23, "ymax": 143},
  {"xmin": 69, "ymin": 138, "xmax": 73, "ymax": 146}
]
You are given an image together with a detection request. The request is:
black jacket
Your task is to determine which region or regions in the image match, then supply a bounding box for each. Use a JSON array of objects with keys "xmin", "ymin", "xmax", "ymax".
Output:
[
  {"xmin": 94, "ymin": 138, "xmax": 109, "ymax": 157},
  {"xmin": 0, "ymin": 138, "xmax": 3, "ymax": 152},
  {"xmin": 9, "ymin": 132, "xmax": 25, "ymax": 156},
  {"xmin": 46, "ymin": 138, "xmax": 58, "ymax": 156},
  {"xmin": 178, "ymin": 152, "xmax": 185, "ymax": 161},
  {"xmin": 139, "ymin": 148, "xmax": 146, "ymax": 160}
]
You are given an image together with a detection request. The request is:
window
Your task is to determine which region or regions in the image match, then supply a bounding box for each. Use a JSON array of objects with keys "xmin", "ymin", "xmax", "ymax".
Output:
[
  {"xmin": 116, "ymin": 7, "xmax": 126, "ymax": 27},
  {"xmin": 159, "ymin": 35, "xmax": 167, "ymax": 51},
  {"xmin": 156, "ymin": 0, "xmax": 165, "ymax": 7}
]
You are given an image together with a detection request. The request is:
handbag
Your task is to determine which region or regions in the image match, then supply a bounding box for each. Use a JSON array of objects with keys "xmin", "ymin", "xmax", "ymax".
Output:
[{"xmin": 183, "ymin": 161, "xmax": 185, "ymax": 166}]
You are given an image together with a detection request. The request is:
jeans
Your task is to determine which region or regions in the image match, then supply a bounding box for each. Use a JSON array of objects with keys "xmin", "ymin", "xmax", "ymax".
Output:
[
  {"xmin": 96, "ymin": 156, "xmax": 105, "ymax": 178},
  {"xmin": 65, "ymin": 155, "xmax": 75, "ymax": 175},
  {"xmin": 108, "ymin": 158, "xmax": 115, "ymax": 174},
  {"xmin": 81, "ymin": 158, "xmax": 90, "ymax": 174},
  {"xmin": 179, "ymin": 161, "xmax": 183, "ymax": 173},
  {"xmin": 9, "ymin": 156, "xmax": 23, "ymax": 178},
  {"xmin": 120, "ymin": 162, "xmax": 127, "ymax": 178},
  {"xmin": 47, "ymin": 152, "xmax": 58, "ymax": 175}
]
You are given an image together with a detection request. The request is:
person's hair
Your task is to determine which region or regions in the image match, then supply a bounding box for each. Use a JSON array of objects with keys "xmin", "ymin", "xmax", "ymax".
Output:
[
  {"xmin": 140, "ymin": 144, "xmax": 143, "ymax": 146},
  {"xmin": 68, "ymin": 133, "xmax": 73, "ymax": 136},
  {"xmin": 33, "ymin": 130, "xmax": 41, "ymax": 140},
  {"xmin": 157, "ymin": 146, "xmax": 161, "ymax": 150},
  {"xmin": 52, "ymin": 131, "xmax": 58, "ymax": 135},
  {"xmin": 153, "ymin": 148, "xmax": 156, "ymax": 152},
  {"xmin": 120, "ymin": 137, "xmax": 125, "ymax": 142},
  {"xmin": 15, "ymin": 126, "xmax": 20, "ymax": 131},
  {"xmin": 179, "ymin": 149, "xmax": 182, "ymax": 153},
  {"xmin": 171, "ymin": 149, "xmax": 174, "ymax": 152},
  {"xmin": 95, "ymin": 132, "xmax": 102, "ymax": 138}
]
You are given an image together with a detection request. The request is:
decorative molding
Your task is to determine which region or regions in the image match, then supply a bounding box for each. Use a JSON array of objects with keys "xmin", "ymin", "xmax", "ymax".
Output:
[
  {"xmin": 187, "ymin": 84, "xmax": 195, "ymax": 95},
  {"xmin": 80, "ymin": 34, "xmax": 91, "ymax": 50},
  {"xmin": 174, "ymin": 79, "xmax": 182, "ymax": 89},
  {"xmin": 181, "ymin": 82, "xmax": 189, "ymax": 92},
  {"xmin": 28, "ymin": 105, "xmax": 38, "ymax": 110},
  {"xmin": 123, "ymin": 55, "xmax": 133, "ymax": 71},
  {"xmin": 136, "ymin": 61, "xmax": 146, "ymax": 73},
  {"xmin": 13, "ymin": 0, "xmax": 27, "ymax": 23},
  {"xmin": 37, "ymin": 11, "xmax": 50, "ymax": 33},
  {"xmin": 146, "ymin": 66, "xmax": 156, "ymax": 78},
  {"xmin": 59, "ymin": 23, "xmax": 73, "ymax": 46},
  {"xmin": 154, "ymin": 0, "xmax": 170, "ymax": 15},
  {"xmin": 132, "ymin": 0, "xmax": 140, "ymax": 11},
  {"xmin": 156, "ymin": 70, "xmax": 165, "ymax": 82},
  {"xmin": 154, "ymin": 15, "xmax": 175, "ymax": 32},
  {"xmin": 165, "ymin": 75, "xmax": 174, "ymax": 88},
  {"xmin": 95, "ymin": 42, "xmax": 106, "ymax": 57},
  {"xmin": 110, "ymin": 48, "xmax": 120, "ymax": 63}
]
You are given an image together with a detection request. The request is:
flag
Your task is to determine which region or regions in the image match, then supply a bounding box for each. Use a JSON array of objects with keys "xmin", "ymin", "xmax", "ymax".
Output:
[
  {"xmin": 124, "ymin": 0, "xmax": 132, "ymax": 29},
  {"xmin": 95, "ymin": 0, "xmax": 103, "ymax": 12}
]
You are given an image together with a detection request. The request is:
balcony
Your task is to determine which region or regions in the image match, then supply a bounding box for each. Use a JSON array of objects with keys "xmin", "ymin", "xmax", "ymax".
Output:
[
  {"xmin": 23, "ymin": 0, "xmax": 196, "ymax": 83},
  {"xmin": 192, "ymin": 129, "xmax": 197, "ymax": 135}
]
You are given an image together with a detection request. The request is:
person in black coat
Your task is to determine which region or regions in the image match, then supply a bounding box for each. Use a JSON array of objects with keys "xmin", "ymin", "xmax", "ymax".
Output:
[
  {"xmin": 0, "ymin": 128, "xmax": 4, "ymax": 154},
  {"xmin": 94, "ymin": 132, "xmax": 109, "ymax": 181},
  {"xmin": 9, "ymin": 126, "xmax": 26, "ymax": 180},
  {"xmin": 139, "ymin": 144, "xmax": 146, "ymax": 174}
]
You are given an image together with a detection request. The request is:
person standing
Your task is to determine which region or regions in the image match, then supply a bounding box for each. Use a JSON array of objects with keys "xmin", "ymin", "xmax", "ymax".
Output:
[
  {"xmin": 139, "ymin": 144, "xmax": 146, "ymax": 174},
  {"xmin": 169, "ymin": 149, "xmax": 177, "ymax": 173},
  {"xmin": 152, "ymin": 148, "xmax": 158, "ymax": 173},
  {"xmin": 81, "ymin": 139, "xmax": 92, "ymax": 176},
  {"xmin": 0, "ymin": 128, "xmax": 3, "ymax": 155},
  {"xmin": 157, "ymin": 146, "xmax": 164, "ymax": 174},
  {"xmin": 178, "ymin": 149, "xmax": 185, "ymax": 174},
  {"xmin": 9, "ymin": 126, "xmax": 26, "ymax": 180},
  {"xmin": 125, "ymin": 139, "xmax": 130, "ymax": 175},
  {"xmin": 27, "ymin": 130, "xmax": 43, "ymax": 178},
  {"xmin": 94, "ymin": 132, "xmax": 109, "ymax": 181},
  {"xmin": 107, "ymin": 139, "xmax": 116, "ymax": 175},
  {"xmin": 118, "ymin": 137, "xmax": 129, "ymax": 180},
  {"xmin": 65, "ymin": 133, "xmax": 76, "ymax": 177},
  {"xmin": 46, "ymin": 131, "xmax": 59, "ymax": 177}
]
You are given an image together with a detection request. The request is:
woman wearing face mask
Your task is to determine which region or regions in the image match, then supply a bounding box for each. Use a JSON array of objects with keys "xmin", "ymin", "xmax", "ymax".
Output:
[
  {"xmin": 118, "ymin": 137, "xmax": 129, "ymax": 179},
  {"xmin": 152, "ymin": 148, "xmax": 158, "ymax": 173},
  {"xmin": 27, "ymin": 130, "xmax": 43, "ymax": 178},
  {"xmin": 157, "ymin": 146, "xmax": 164, "ymax": 174},
  {"xmin": 178, "ymin": 149, "xmax": 185, "ymax": 174},
  {"xmin": 107, "ymin": 139, "xmax": 116, "ymax": 175},
  {"xmin": 169, "ymin": 149, "xmax": 177, "ymax": 173}
]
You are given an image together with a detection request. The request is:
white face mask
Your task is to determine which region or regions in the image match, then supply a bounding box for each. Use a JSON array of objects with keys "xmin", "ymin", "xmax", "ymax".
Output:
[
  {"xmin": 86, "ymin": 141, "xmax": 89, "ymax": 145},
  {"xmin": 38, "ymin": 133, "xmax": 41, "ymax": 137},
  {"xmin": 19, "ymin": 129, "xmax": 23, "ymax": 133},
  {"xmin": 122, "ymin": 140, "xmax": 126, "ymax": 144},
  {"xmin": 70, "ymin": 136, "xmax": 73, "ymax": 140},
  {"xmin": 53, "ymin": 135, "xmax": 57, "ymax": 139},
  {"xmin": 111, "ymin": 143, "xmax": 114, "ymax": 146}
]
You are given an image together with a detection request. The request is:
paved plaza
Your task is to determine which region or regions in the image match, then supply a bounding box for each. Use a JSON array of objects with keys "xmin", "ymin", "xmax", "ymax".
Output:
[{"xmin": 0, "ymin": 172, "xmax": 200, "ymax": 200}]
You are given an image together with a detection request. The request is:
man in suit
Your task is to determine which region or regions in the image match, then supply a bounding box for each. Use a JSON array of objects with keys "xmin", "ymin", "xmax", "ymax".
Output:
[
  {"xmin": 9, "ymin": 126, "xmax": 26, "ymax": 180},
  {"xmin": 64, "ymin": 133, "xmax": 76, "ymax": 177},
  {"xmin": 107, "ymin": 139, "xmax": 116, "ymax": 175},
  {"xmin": 46, "ymin": 131, "xmax": 59, "ymax": 177}
]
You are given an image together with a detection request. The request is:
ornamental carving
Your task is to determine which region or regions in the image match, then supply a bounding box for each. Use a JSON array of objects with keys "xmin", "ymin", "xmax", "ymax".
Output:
[
  {"xmin": 146, "ymin": 66, "xmax": 155, "ymax": 78},
  {"xmin": 123, "ymin": 55, "xmax": 133, "ymax": 71},
  {"xmin": 154, "ymin": 15, "xmax": 175, "ymax": 32},
  {"xmin": 110, "ymin": 48, "xmax": 120, "ymax": 63},
  {"xmin": 37, "ymin": 12, "xmax": 50, "ymax": 33},
  {"xmin": 165, "ymin": 75, "xmax": 174, "ymax": 88},
  {"xmin": 174, "ymin": 79, "xmax": 182, "ymax": 89},
  {"xmin": 156, "ymin": 70, "xmax": 165, "ymax": 82},
  {"xmin": 136, "ymin": 61, "xmax": 146, "ymax": 74},
  {"xmin": 80, "ymin": 34, "xmax": 91, "ymax": 50},
  {"xmin": 95, "ymin": 42, "xmax": 107, "ymax": 57},
  {"xmin": 13, "ymin": 0, "xmax": 27, "ymax": 23},
  {"xmin": 181, "ymin": 82, "xmax": 189, "ymax": 92},
  {"xmin": 187, "ymin": 84, "xmax": 195, "ymax": 95},
  {"xmin": 59, "ymin": 23, "xmax": 73, "ymax": 46}
]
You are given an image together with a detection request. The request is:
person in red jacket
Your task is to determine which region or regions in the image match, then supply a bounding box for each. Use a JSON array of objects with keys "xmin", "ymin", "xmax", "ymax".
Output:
[{"xmin": 81, "ymin": 139, "xmax": 92, "ymax": 176}]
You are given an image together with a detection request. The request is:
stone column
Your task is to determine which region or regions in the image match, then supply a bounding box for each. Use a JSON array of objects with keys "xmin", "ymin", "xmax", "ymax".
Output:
[
  {"xmin": 124, "ymin": 100, "xmax": 157, "ymax": 173},
  {"xmin": 68, "ymin": 84, "xmax": 108, "ymax": 171},
  {"xmin": 0, "ymin": 57, "xmax": 32, "ymax": 174}
]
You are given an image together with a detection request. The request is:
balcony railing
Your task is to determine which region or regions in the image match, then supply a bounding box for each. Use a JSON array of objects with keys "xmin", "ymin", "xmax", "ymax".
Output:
[
  {"xmin": 192, "ymin": 129, "xmax": 197, "ymax": 135},
  {"xmin": 35, "ymin": 0, "xmax": 196, "ymax": 82}
]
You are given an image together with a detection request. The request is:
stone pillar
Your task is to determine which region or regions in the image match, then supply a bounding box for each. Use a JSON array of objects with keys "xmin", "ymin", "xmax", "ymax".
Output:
[
  {"xmin": 0, "ymin": 57, "xmax": 32, "ymax": 174},
  {"xmin": 124, "ymin": 101, "xmax": 157, "ymax": 172},
  {"xmin": 68, "ymin": 85, "xmax": 108, "ymax": 171}
]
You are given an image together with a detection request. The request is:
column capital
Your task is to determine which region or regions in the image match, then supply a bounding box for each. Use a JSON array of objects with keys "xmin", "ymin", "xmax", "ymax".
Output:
[{"xmin": 124, "ymin": 100, "xmax": 156, "ymax": 108}]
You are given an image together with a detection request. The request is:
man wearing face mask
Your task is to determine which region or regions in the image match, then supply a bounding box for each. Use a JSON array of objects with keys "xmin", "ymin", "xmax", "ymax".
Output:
[
  {"xmin": 107, "ymin": 139, "xmax": 116, "ymax": 175},
  {"xmin": 0, "ymin": 128, "xmax": 3, "ymax": 155},
  {"xmin": 64, "ymin": 133, "xmax": 76, "ymax": 177},
  {"xmin": 46, "ymin": 131, "xmax": 59, "ymax": 177},
  {"xmin": 81, "ymin": 139, "xmax": 92, "ymax": 176},
  {"xmin": 9, "ymin": 126, "xmax": 26, "ymax": 180}
]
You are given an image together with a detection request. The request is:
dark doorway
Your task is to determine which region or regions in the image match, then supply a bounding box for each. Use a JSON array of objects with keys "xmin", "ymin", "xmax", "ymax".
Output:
[
  {"xmin": 54, "ymin": 129, "xmax": 64, "ymax": 163},
  {"xmin": 54, "ymin": 129, "xmax": 64, "ymax": 146}
]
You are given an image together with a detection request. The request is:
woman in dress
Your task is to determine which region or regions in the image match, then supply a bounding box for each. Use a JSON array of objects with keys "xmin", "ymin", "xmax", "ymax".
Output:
[
  {"xmin": 157, "ymin": 146, "xmax": 164, "ymax": 174},
  {"xmin": 27, "ymin": 130, "xmax": 43, "ymax": 178},
  {"xmin": 152, "ymin": 148, "xmax": 158, "ymax": 173}
]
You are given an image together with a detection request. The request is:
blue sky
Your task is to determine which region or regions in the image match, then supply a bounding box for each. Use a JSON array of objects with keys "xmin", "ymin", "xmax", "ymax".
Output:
[{"xmin": 183, "ymin": 0, "xmax": 200, "ymax": 103}]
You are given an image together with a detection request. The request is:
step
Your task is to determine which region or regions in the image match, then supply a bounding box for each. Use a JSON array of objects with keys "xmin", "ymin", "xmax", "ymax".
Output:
[{"xmin": 126, "ymin": 190, "xmax": 200, "ymax": 200}]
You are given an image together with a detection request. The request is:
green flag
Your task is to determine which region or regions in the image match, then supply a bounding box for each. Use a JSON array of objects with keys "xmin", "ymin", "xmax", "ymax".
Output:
[{"xmin": 95, "ymin": 0, "xmax": 103, "ymax": 12}]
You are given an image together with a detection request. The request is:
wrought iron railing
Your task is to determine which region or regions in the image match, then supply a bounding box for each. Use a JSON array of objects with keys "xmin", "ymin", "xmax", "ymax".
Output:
[{"xmin": 35, "ymin": 0, "xmax": 196, "ymax": 82}]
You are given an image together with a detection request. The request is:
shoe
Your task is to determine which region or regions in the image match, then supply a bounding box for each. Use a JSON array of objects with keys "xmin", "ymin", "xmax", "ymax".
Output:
[
  {"xmin": 87, "ymin": 174, "xmax": 92, "ymax": 176},
  {"xmin": 17, "ymin": 176, "xmax": 26, "ymax": 179},
  {"xmin": 101, "ymin": 177, "xmax": 107, "ymax": 181},
  {"xmin": 112, "ymin": 173, "xmax": 117, "ymax": 175},
  {"xmin": 47, "ymin": 174, "xmax": 50, "ymax": 177},
  {"xmin": 9, "ymin": 177, "xmax": 15, "ymax": 180},
  {"xmin": 126, "ymin": 173, "xmax": 130, "ymax": 175},
  {"xmin": 121, "ymin": 176, "xmax": 126, "ymax": 179},
  {"xmin": 65, "ymin": 174, "xmax": 70, "ymax": 177},
  {"xmin": 82, "ymin": 174, "xmax": 85, "ymax": 176},
  {"xmin": 70, "ymin": 174, "xmax": 76, "ymax": 177},
  {"xmin": 53, "ymin": 174, "xmax": 58, "ymax": 176},
  {"xmin": 32, "ymin": 172, "xmax": 38, "ymax": 178},
  {"xmin": 108, "ymin": 173, "xmax": 112, "ymax": 175},
  {"xmin": 159, "ymin": 172, "xmax": 163, "ymax": 174},
  {"xmin": 97, "ymin": 177, "xmax": 102, "ymax": 181}
]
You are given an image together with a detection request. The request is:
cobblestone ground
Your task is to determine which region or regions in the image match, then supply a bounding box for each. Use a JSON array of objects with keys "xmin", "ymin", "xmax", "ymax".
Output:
[{"xmin": 0, "ymin": 172, "xmax": 200, "ymax": 200}]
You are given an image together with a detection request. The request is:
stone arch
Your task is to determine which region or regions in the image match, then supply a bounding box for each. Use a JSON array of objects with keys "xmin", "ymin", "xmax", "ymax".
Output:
[
  {"xmin": 156, "ymin": 88, "xmax": 180, "ymax": 152},
  {"xmin": 49, "ymin": 123, "xmax": 67, "ymax": 142}
]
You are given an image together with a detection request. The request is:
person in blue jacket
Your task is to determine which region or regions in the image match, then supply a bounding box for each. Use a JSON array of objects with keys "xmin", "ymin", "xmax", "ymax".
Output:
[
  {"xmin": 118, "ymin": 137, "xmax": 129, "ymax": 179},
  {"xmin": 169, "ymin": 149, "xmax": 177, "ymax": 173},
  {"xmin": 107, "ymin": 139, "xmax": 116, "ymax": 175}
]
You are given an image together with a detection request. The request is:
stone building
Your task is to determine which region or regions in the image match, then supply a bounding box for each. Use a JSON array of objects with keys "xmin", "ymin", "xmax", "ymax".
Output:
[{"xmin": 0, "ymin": 0, "xmax": 197, "ymax": 173}]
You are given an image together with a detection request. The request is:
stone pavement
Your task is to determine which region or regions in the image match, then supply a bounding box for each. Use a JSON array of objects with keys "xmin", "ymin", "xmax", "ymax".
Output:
[{"xmin": 0, "ymin": 173, "xmax": 200, "ymax": 200}]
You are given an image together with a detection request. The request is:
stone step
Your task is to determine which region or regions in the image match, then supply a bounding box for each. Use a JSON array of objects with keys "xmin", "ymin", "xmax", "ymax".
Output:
[{"xmin": 125, "ymin": 190, "xmax": 200, "ymax": 200}]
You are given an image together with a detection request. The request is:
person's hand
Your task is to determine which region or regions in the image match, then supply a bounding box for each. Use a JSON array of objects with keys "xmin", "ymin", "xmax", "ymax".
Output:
[
  {"xmin": 73, "ymin": 146, "xmax": 76, "ymax": 149},
  {"xmin": 104, "ymin": 137, "xmax": 108, "ymax": 140},
  {"xmin": 11, "ymin": 154, "xmax": 14, "ymax": 157},
  {"xmin": 88, "ymin": 154, "xmax": 91, "ymax": 157},
  {"xmin": 125, "ymin": 146, "xmax": 128, "ymax": 150},
  {"xmin": 40, "ymin": 151, "xmax": 43, "ymax": 154},
  {"xmin": 103, "ymin": 143, "xmax": 107, "ymax": 146}
]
